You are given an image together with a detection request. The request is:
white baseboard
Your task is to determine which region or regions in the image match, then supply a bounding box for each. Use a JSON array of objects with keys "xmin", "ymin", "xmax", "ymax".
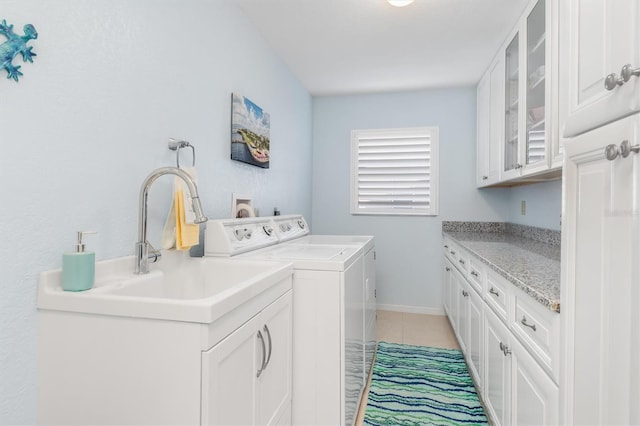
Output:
[{"xmin": 376, "ymin": 304, "xmax": 445, "ymax": 316}]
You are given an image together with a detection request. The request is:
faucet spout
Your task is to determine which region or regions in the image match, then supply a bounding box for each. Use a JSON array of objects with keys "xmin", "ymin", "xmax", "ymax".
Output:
[{"xmin": 135, "ymin": 166, "xmax": 208, "ymax": 274}]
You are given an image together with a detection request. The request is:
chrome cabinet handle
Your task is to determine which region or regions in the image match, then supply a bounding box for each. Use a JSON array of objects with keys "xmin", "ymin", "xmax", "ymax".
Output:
[
  {"xmin": 263, "ymin": 325, "xmax": 273, "ymax": 370},
  {"xmin": 445, "ymin": 267, "xmax": 451, "ymax": 272},
  {"xmin": 444, "ymin": 244, "xmax": 449, "ymax": 249},
  {"xmin": 514, "ymin": 163, "xmax": 523, "ymax": 170},
  {"xmin": 256, "ymin": 330, "xmax": 266, "ymax": 378},
  {"xmin": 621, "ymin": 64, "xmax": 640, "ymax": 83},
  {"xmin": 605, "ymin": 140, "xmax": 639, "ymax": 161},
  {"xmin": 620, "ymin": 140, "xmax": 640, "ymax": 158},
  {"xmin": 471, "ymin": 271, "xmax": 479, "ymax": 277},
  {"xmin": 482, "ymin": 176, "xmax": 488, "ymax": 180},
  {"xmin": 450, "ymin": 250, "xmax": 456, "ymax": 255},
  {"xmin": 520, "ymin": 316, "xmax": 537, "ymax": 332},
  {"xmin": 459, "ymin": 259, "xmax": 465, "ymax": 265},
  {"xmin": 605, "ymin": 72, "xmax": 625, "ymax": 90},
  {"xmin": 499, "ymin": 342, "xmax": 512, "ymax": 356},
  {"xmin": 489, "ymin": 287, "xmax": 500, "ymax": 297},
  {"xmin": 462, "ymin": 290, "xmax": 469, "ymax": 297},
  {"xmin": 605, "ymin": 144, "xmax": 620, "ymax": 160}
]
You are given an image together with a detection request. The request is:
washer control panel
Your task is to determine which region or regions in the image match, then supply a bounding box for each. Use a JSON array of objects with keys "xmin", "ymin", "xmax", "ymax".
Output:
[
  {"xmin": 205, "ymin": 218, "xmax": 279, "ymax": 256},
  {"xmin": 272, "ymin": 215, "xmax": 310, "ymax": 242}
]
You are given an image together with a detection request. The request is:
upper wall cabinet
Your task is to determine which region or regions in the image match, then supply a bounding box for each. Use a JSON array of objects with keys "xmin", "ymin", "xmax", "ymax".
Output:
[
  {"xmin": 559, "ymin": 0, "xmax": 640, "ymax": 138},
  {"xmin": 477, "ymin": 0, "xmax": 560, "ymax": 187},
  {"xmin": 477, "ymin": 59, "xmax": 502, "ymax": 187}
]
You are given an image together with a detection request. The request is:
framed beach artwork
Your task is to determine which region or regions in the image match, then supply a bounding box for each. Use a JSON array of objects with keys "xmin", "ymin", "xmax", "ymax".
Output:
[{"xmin": 231, "ymin": 93, "xmax": 270, "ymax": 168}]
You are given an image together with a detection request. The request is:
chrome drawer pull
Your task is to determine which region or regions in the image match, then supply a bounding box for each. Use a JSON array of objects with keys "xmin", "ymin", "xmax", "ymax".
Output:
[
  {"xmin": 263, "ymin": 325, "xmax": 273, "ymax": 370},
  {"xmin": 499, "ymin": 342, "xmax": 512, "ymax": 356},
  {"xmin": 489, "ymin": 287, "xmax": 499, "ymax": 297},
  {"xmin": 521, "ymin": 316, "xmax": 537, "ymax": 332},
  {"xmin": 462, "ymin": 290, "xmax": 469, "ymax": 297},
  {"xmin": 621, "ymin": 64, "xmax": 640, "ymax": 82},
  {"xmin": 256, "ymin": 330, "xmax": 266, "ymax": 378},
  {"xmin": 445, "ymin": 267, "xmax": 451, "ymax": 272},
  {"xmin": 450, "ymin": 250, "xmax": 456, "ymax": 255},
  {"xmin": 459, "ymin": 259, "xmax": 465, "ymax": 265},
  {"xmin": 444, "ymin": 244, "xmax": 449, "ymax": 249},
  {"xmin": 605, "ymin": 72, "xmax": 625, "ymax": 90},
  {"xmin": 471, "ymin": 271, "xmax": 479, "ymax": 277}
]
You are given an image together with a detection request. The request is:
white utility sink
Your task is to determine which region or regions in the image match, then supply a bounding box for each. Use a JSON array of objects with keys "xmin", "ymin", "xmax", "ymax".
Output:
[{"xmin": 38, "ymin": 250, "xmax": 293, "ymax": 323}]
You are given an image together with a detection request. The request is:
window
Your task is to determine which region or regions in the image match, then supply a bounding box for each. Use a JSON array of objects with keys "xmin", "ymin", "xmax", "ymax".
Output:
[{"xmin": 350, "ymin": 127, "xmax": 439, "ymax": 216}]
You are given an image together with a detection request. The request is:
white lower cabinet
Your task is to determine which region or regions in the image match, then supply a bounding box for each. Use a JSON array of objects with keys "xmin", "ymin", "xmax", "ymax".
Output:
[
  {"xmin": 484, "ymin": 306, "xmax": 511, "ymax": 426},
  {"xmin": 444, "ymin": 240, "xmax": 559, "ymax": 426},
  {"xmin": 202, "ymin": 291, "xmax": 292, "ymax": 426},
  {"xmin": 484, "ymin": 305, "xmax": 559, "ymax": 426}
]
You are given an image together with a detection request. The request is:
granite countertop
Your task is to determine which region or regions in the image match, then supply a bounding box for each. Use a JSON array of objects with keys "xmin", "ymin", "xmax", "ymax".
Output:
[{"xmin": 443, "ymin": 222, "xmax": 560, "ymax": 313}]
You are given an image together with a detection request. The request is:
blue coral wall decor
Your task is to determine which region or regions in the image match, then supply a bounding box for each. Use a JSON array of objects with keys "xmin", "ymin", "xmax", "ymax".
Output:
[{"xmin": 0, "ymin": 19, "xmax": 38, "ymax": 82}]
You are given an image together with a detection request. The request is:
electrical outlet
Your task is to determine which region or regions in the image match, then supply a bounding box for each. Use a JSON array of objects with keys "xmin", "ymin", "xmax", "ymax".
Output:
[{"xmin": 521, "ymin": 200, "xmax": 526, "ymax": 215}]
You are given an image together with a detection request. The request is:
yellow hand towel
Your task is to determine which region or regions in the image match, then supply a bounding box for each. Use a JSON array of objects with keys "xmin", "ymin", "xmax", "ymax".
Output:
[{"xmin": 175, "ymin": 188, "xmax": 200, "ymax": 250}]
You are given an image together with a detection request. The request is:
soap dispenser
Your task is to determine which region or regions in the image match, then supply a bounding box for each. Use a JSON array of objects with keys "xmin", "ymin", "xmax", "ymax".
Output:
[{"xmin": 62, "ymin": 231, "xmax": 96, "ymax": 291}]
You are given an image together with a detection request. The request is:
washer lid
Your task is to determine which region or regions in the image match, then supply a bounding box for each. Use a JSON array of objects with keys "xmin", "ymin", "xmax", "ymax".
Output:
[{"xmin": 245, "ymin": 244, "xmax": 361, "ymax": 271}]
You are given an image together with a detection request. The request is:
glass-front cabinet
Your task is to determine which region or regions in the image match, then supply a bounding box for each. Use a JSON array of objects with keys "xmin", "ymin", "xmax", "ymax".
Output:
[
  {"xmin": 526, "ymin": 0, "xmax": 546, "ymax": 167},
  {"xmin": 504, "ymin": 33, "xmax": 520, "ymax": 176},
  {"xmin": 502, "ymin": 0, "xmax": 550, "ymax": 180}
]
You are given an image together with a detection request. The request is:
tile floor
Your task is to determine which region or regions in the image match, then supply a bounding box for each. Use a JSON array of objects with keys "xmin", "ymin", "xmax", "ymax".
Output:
[{"xmin": 355, "ymin": 310, "xmax": 460, "ymax": 425}]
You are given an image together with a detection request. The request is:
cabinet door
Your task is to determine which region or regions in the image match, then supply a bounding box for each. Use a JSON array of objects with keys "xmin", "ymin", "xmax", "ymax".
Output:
[
  {"xmin": 477, "ymin": 72, "xmax": 492, "ymax": 187},
  {"xmin": 257, "ymin": 292, "xmax": 293, "ymax": 426},
  {"xmin": 466, "ymin": 285, "xmax": 483, "ymax": 388},
  {"xmin": 202, "ymin": 316, "xmax": 259, "ymax": 426},
  {"xmin": 523, "ymin": 0, "xmax": 548, "ymax": 172},
  {"xmin": 562, "ymin": 115, "xmax": 639, "ymax": 424},
  {"xmin": 452, "ymin": 269, "xmax": 467, "ymax": 353},
  {"xmin": 560, "ymin": 0, "xmax": 640, "ymax": 137},
  {"xmin": 511, "ymin": 338, "xmax": 559, "ymax": 426},
  {"xmin": 503, "ymin": 29, "xmax": 522, "ymax": 180},
  {"xmin": 487, "ymin": 58, "xmax": 504, "ymax": 185},
  {"xmin": 484, "ymin": 306, "xmax": 512, "ymax": 426},
  {"xmin": 443, "ymin": 260, "xmax": 453, "ymax": 316}
]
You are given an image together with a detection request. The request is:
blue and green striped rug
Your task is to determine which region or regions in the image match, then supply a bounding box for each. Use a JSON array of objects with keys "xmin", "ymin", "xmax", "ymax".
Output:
[{"xmin": 364, "ymin": 342, "xmax": 488, "ymax": 426}]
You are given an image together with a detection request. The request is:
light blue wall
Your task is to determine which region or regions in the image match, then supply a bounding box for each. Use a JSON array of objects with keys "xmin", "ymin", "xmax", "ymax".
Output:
[
  {"xmin": 0, "ymin": 1, "xmax": 312, "ymax": 423},
  {"xmin": 506, "ymin": 179, "xmax": 562, "ymax": 230},
  {"xmin": 312, "ymin": 88, "xmax": 512, "ymax": 312}
]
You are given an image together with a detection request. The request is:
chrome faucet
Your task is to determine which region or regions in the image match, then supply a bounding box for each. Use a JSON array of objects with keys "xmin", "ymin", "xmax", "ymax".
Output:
[{"xmin": 135, "ymin": 167, "xmax": 208, "ymax": 274}]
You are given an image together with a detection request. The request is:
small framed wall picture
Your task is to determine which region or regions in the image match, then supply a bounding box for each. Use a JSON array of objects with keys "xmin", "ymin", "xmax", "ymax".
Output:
[{"xmin": 231, "ymin": 93, "xmax": 270, "ymax": 168}]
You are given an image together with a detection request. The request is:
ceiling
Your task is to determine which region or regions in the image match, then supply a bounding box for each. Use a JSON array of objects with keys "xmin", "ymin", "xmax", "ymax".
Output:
[{"xmin": 235, "ymin": 0, "xmax": 530, "ymax": 96}]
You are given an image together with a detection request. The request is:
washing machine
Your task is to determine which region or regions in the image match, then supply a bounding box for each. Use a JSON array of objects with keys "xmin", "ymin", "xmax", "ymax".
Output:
[
  {"xmin": 270, "ymin": 215, "xmax": 377, "ymax": 380},
  {"xmin": 204, "ymin": 216, "xmax": 373, "ymax": 426}
]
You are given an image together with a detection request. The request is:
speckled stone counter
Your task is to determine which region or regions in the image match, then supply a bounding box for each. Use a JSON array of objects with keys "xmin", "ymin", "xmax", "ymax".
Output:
[{"xmin": 442, "ymin": 221, "xmax": 561, "ymax": 313}]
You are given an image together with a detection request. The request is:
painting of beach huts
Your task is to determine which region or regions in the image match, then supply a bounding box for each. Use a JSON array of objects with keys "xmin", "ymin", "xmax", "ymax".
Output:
[{"xmin": 231, "ymin": 93, "xmax": 270, "ymax": 168}]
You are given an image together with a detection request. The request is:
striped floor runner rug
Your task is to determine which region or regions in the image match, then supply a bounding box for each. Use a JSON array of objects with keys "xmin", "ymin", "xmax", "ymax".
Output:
[{"xmin": 364, "ymin": 342, "xmax": 488, "ymax": 426}]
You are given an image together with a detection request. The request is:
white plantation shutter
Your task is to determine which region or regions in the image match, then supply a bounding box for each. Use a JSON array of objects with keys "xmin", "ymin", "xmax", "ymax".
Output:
[{"xmin": 351, "ymin": 127, "xmax": 439, "ymax": 216}]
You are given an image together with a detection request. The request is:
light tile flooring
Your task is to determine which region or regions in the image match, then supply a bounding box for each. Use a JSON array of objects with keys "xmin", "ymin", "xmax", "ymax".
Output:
[{"xmin": 355, "ymin": 310, "xmax": 460, "ymax": 425}]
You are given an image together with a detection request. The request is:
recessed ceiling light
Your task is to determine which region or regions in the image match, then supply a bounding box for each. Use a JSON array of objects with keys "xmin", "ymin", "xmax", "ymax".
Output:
[{"xmin": 387, "ymin": 0, "xmax": 415, "ymax": 7}]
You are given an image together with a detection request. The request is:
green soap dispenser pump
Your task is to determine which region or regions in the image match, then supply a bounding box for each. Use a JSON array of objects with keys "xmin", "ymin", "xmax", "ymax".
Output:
[{"xmin": 62, "ymin": 231, "xmax": 97, "ymax": 291}]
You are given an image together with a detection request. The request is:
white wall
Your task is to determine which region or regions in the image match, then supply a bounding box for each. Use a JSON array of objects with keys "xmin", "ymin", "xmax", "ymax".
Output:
[
  {"xmin": 0, "ymin": 1, "xmax": 312, "ymax": 423},
  {"xmin": 506, "ymin": 179, "xmax": 562, "ymax": 230},
  {"xmin": 311, "ymin": 88, "xmax": 511, "ymax": 313}
]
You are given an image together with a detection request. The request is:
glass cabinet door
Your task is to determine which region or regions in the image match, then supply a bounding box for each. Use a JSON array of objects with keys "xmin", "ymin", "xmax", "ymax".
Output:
[
  {"xmin": 525, "ymin": 0, "xmax": 546, "ymax": 165},
  {"xmin": 504, "ymin": 33, "xmax": 519, "ymax": 172}
]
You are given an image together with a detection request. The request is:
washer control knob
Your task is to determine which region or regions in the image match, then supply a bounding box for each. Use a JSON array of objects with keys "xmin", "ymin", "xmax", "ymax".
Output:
[
  {"xmin": 263, "ymin": 226, "xmax": 273, "ymax": 236},
  {"xmin": 244, "ymin": 228, "xmax": 252, "ymax": 239},
  {"xmin": 297, "ymin": 220, "xmax": 305, "ymax": 229},
  {"xmin": 234, "ymin": 229, "xmax": 244, "ymax": 241}
]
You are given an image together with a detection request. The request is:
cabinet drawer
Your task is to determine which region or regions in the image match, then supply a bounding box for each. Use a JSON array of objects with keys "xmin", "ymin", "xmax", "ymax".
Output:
[
  {"xmin": 467, "ymin": 257, "xmax": 484, "ymax": 295},
  {"xmin": 456, "ymin": 248, "xmax": 469, "ymax": 274},
  {"xmin": 443, "ymin": 238, "xmax": 457, "ymax": 263},
  {"xmin": 511, "ymin": 291, "xmax": 559, "ymax": 381},
  {"xmin": 485, "ymin": 270, "xmax": 509, "ymax": 322}
]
